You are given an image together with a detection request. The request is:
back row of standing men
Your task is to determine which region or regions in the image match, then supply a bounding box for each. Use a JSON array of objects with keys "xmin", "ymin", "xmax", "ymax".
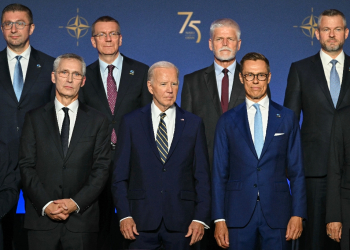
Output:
[{"xmin": 0, "ymin": 2, "xmax": 348, "ymax": 250}]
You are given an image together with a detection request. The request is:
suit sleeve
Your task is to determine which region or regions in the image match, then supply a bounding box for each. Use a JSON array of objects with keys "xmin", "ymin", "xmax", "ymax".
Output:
[
  {"xmin": 141, "ymin": 66, "xmax": 153, "ymax": 106},
  {"xmin": 181, "ymin": 75, "xmax": 192, "ymax": 112},
  {"xmin": 326, "ymin": 111, "xmax": 343, "ymax": 223},
  {"xmin": 211, "ymin": 115, "xmax": 229, "ymax": 220},
  {"xmin": 284, "ymin": 63, "xmax": 302, "ymax": 120},
  {"xmin": 286, "ymin": 112, "xmax": 307, "ymax": 219},
  {"xmin": 0, "ymin": 143, "xmax": 19, "ymax": 220},
  {"xmin": 72, "ymin": 116, "xmax": 110, "ymax": 213},
  {"xmin": 111, "ymin": 116, "xmax": 132, "ymax": 220},
  {"xmin": 192, "ymin": 119, "xmax": 211, "ymax": 225}
]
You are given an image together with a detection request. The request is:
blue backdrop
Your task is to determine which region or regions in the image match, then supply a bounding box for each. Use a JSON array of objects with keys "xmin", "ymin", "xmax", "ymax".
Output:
[{"xmin": 0, "ymin": 0, "xmax": 349, "ymax": 213}]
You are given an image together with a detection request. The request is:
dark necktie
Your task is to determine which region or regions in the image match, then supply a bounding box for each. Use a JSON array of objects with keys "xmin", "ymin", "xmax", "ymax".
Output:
[
  {"xmin": 13, "ymin": 55, "xmax": 24, "ymax": 101},
  {"xmin": 156, "ymin": 113, "xmax": 168, "ymax": 164},
  {"xmin": 330, "ymin": 59, "xmax": 340, "ymax": 107},
  {"xmin": 221, "ymin": 68, "xmax": 229, "ymax": 113},
  {"xmin": 107, "ymin": 65, "xmax": 118, "ymax": 143},
  {"xmin": 61, "ymin": 107, "xmax": 70, "ymax": 157}
]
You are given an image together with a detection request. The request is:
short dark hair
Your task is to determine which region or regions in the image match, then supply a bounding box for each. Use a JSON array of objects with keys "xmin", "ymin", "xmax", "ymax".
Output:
[
  {"xmin": 240, "ymin": 52, "xmax": 270, "ymax": 73},
  {"xmin": 2, "ymin": 3, "xmax": 33, "ymax": 24},
  {"xmin": 318, "ymin": 9, "xmax": 347, "ymax": 29},
  {"xmin": 91, "ymin": 16, "xmax": 120, "ymax": 36}
]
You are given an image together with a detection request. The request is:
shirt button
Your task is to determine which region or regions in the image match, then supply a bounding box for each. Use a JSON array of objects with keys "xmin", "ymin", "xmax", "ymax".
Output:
[{"xmin": 253, "ymin": 184, "xmax": 257, "ymax": 188}]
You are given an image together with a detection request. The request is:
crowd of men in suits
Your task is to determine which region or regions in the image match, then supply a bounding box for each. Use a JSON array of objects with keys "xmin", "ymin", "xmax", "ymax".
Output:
[{"xmin": 0, "ymin": 2, "xmax": 349, "ymax": 250}]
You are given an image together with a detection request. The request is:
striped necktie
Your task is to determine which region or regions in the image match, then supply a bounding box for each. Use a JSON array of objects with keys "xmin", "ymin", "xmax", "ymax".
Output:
[{"xmin": 156, "ymin": 113, "xmax": 168, "ymax": 164}]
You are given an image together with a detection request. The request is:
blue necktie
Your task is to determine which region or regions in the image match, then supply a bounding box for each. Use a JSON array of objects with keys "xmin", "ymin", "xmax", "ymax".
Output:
[
  {"xmin": 330, "ymin": 59, "xmax": 340, "ymax": 107},
  {"xmin": 253, "ymin": 103, "xmax": 264, "ymax": 158},
  {"xmin": 13, "ymin": 56, "xmax": 24, "ymax": 101},
  {"xmin": 156, "ymin": 113, "xmax": 168, "ymax": 164}
]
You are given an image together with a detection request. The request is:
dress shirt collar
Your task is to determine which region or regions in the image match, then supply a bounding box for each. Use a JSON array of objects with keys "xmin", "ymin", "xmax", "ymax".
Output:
[
  {"xmin": 54, "ymin": 97, "xmax": 79, "ymax": 114},
  {"xmin": 151, "ymin": 101, "xmax": 176, "ymax": 121},
  {"xmin": 246, "ymin": 95, "xmax": 269, "ymax": 110},
  {"xmin": 99, "ymin": 53, "xmax": 123, "ymax": 73},
  {"xmin": 7, "ymin": 45, "xmax": 31, "ymax": 61},
  {"xmin": 320, "ymin": 49, "xmax": 345, "ymax": 66},
  {"xmin": 214, "ymin": 60, "xmax": 236, "ymax": 76}
]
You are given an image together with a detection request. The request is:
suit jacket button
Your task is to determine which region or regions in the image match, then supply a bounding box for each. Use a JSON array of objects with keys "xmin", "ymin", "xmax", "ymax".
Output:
[
  {"xmin": 163, "ymin": 168, "xmax": 166, "ymax": 172},
  {"xmin": 59, "ymin": 185, "xmax": 62, "ymax": 188},
  {"xmin": 17, "ymin": 106, "xmax": 21, "ymax": 110},
  {"xmin": 63, "ymin": 165, "xmax": 66, "ymax": 169},
  {"xmin": 257, "ymin": 168, "xmax": 261, "ymax": 171},
  {"xmin": 253, "ymin": 184, "xmax": 257, "ymax": 188},
  {"xmin": 161, "ymin": 190, "xmax": 164, "ymax": 194}
]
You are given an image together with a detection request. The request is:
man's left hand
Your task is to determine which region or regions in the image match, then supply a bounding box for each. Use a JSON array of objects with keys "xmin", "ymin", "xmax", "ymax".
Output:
[
  {"xmin": 185, "ymin": 221, "xmax": 204, "ymax": 245},
  {"xmin": 52, "ymin": 199, "xmax": 78, "ymax": 215},
  {"xmin": 286, "ymin": 216, "xmax": 303, "ymax": 241}
]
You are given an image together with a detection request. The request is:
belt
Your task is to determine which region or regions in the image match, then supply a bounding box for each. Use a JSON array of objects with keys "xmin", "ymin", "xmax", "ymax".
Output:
[{"xmin": 111, "ymin": 142, "xmax": 116, "ymax": 151}]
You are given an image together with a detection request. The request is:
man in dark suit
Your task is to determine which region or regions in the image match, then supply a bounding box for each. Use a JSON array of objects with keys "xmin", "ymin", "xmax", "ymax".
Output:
[
  {"xmin": 284, "ymin": 9, "xmax": 350, "ymax": 250},
  {"xmin": 0, "ymin": 142, "xmax": 19, "ymax": 250},
  {"xmin": 0, "ymin": 3, "xmax": 54, "ymax": 247},
  {"xmin": 19, "ymin": 53, "xmax": 110, "ymax": 250},
  {"xmin": 79, "ymin": 16, "xmax": 152, "ymax": 248},
  {"xmin": 112, "ymin": 61, "xmax": 211, "ymax": 249},
  {"xmin": 213, "ymin": 52, "xmax": 307, "ymax": 250}
]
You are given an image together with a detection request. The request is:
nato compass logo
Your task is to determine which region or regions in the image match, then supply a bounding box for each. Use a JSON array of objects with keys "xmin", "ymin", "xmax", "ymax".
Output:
[
  {"xmin": 293, "ymin": 8, "xmax": 318, "ymax": 45},
  {"xmin": 59, "ymin": 8, "xmax": 90, "ymax": 46}
]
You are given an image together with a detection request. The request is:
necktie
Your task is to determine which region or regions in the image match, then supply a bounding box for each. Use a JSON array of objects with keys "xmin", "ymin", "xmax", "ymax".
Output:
[
  {"xmin": 330, "ymin": 59, "xmax": 340, "ymax": 107},
  {"xmin": 253, "ymin": 103, "xmax": 263, "ymax": 158},
  {"xmin": 156, "ymin": 113, "xmax": 168, "ymax": 164},
  {"xmin": 107, "ymin": 65, "xmax": 118, "ymax": 143},
  {"xmin": 13, "ymin": 56, "xmax": 24, "ymax": 101},
  {"xmin": 221, "ymin": 68, "xmax": 229, "ymax": 113},
  {"xmin": 61, "ymin": 107, "xmax": 70, "ymax": 157}
]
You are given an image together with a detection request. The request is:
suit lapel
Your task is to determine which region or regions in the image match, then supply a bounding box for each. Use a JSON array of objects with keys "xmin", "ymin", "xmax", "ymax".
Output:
[
  {"xmin": 0, "ymin": 48, "xmax": 18, "ymax": 103},
  {"xmin": 204, "ymin": 64, "xmax": 222, "ymax": 115},
  {"xmin": 228, "ymin": 63, "xmax": 244, "ymax": 110},
  {"xmin": 42, "ymin": 102, "xmax": 64, "ymax": 158},
  {"xmin": 337, "ymin": 54, "xmax": 350, "ymax": 109}
]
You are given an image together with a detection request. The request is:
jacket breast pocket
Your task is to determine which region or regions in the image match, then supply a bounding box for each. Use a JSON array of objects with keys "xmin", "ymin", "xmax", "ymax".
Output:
[
  {"xmin": 226, "ymin": 181, "xmax": 243, "ymax": 191},
  {"xmin": 127, "ymin": 190, "xmax": 145, "ymax": 200},
  {"xmin": 275, "ymin": 181, "xmax": 290, "ymax": 192},
  {"xmin": 78, "ymin": 135, "xmax": 95, "ymax": 143}
]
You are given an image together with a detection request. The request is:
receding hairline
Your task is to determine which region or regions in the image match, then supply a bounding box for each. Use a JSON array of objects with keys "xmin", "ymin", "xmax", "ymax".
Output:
[
  {"xmin": 210, "ymin": 18, "xmax": 241, "ymax": 40},
  {"xmin": 91, "ymin": 16, "xmax": 120, "ymax": 36},
  {"xmin": 148, "ymin": 61, "xmax": 179, "ymax": 83},
  {"xmin": 318, "ymin": 9, "xmax": 347, "ymax": 29}
]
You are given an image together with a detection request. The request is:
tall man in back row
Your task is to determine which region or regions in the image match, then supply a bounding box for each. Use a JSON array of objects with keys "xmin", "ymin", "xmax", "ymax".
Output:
[
  {"xmin": 79, "ymin": 16, "xmax": 152, "ymax": 249},
  {"xmin": 284, "ymin": 9, "xmax": 350, "ymax": 250}
]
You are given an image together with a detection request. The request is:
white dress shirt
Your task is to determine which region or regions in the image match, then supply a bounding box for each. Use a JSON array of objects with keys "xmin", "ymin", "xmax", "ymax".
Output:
[
  {"xmin": 215, "ymin": 95, "xmax": 270, "ymax": 224},
  {"xmin": 7, "ymin": 45, "xmax": 31, "ymax": 84},
  {"xmin": 214, "ymin": 60, "xmax": 237, "ymax": 101},
  {"xmin": 99, "ymin": 54, "xmax": 123, "ymax": 96},
  {"xmin": 41, "ymin": 98, "xmax": 80, "ymax": 216},
  {"xmin": 121, "ymin": 101, "xmax": 209, "ymax": 229},
  {"xmin": 319, "ymin": 49, "xmax": 345, "ymax": 89}
]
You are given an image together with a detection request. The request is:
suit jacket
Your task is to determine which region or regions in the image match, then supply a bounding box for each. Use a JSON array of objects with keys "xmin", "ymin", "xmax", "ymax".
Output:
[
  {"xmin": 79, "ymin": 54, "xmax": 152, "ymax": 147},
  {"xmin": 212, "ymin": 100, "xmax": 307, "ymax": 229},
  {"xmin": 0, "ymin": 47, "xmax": 54, "ymax": 166},
  {"xmin": 112, "ymin": 103, "xmax": 211, "ymax": 232},
  {"xmin": 182, "ymin": 63, "xmax": 271, "ymax": 169},
  {"xmin": 284, "ymin": 52, "xmax": 350, "ymax": 177},
  {"xmin": 19, "ymin": 101, "xmax": 110, "ymax": 232}
]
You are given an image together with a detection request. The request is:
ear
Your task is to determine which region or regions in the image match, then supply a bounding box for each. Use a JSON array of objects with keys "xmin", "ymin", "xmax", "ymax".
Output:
[
  {"xmin": 267, "ymin": 72, "xmax": 271, "ymax": 84},
  {"xmin": 345, "ymin": 28, "xmax": 349, "ymax": 40},
  {"xmin": 209, "ymin": 39, "xmax": 213, "ymax": 51},
  {"xmin": 237, "ymin": 39, "xmax": 242, "ymax": 51},
  {"xmin": 91, "ymin": 36, "xmax": 97, "ymax": 48},
  {"xmin": 51, "ymin": 72, "xmax": 56, "ymax": 84},
  {"xmin": 29, "ymin": 24, "xmax": 35, "ymax": 36},
  {"xmin": 119, "ymin": 34, "xmax": 122, "ymax": 46},
  {"xmin": 239, "ymin": 72, "xmax": 244, "ymax": 84},
  {"xmin": 147, "ymin": 81, "xmax": 153, "ymax": 95},
  {"xmin": 315, "ymin": 29, "xmax": 320, "ymax": 41},
  {"xmin": 80, "ymin": 76, "xmax": 86, "ymax": 88}
]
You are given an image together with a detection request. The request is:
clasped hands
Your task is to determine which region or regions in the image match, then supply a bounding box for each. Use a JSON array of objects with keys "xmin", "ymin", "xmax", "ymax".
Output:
[{"xmin": 44, "ymin": 199, "xmax": 78, "ymax": 221}]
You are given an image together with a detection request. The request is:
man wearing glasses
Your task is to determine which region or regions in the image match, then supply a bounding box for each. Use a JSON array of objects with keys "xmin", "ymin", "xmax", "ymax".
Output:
[
  {"xmin": 19, "ymin": 53, "xmax": 110, "ymax": 250},
  {"xmin": 212, "ymin": 52, "xmax": 306, "ymax": 250},
  {"xmin": 0, "ymin": 3, "xmax": 54, "ymax": 248},
  {"xmin": 79, "ymin": 16, "xmax": 152, "ymax": 249}
]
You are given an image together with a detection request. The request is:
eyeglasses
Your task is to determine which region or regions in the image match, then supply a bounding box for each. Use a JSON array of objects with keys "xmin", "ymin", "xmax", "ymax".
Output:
[
  {"xmin": 1, "ymin": 21, "xmax": 30, "ymax": 30},
  {"xmin": 58, "ymin": 70, "xmax": 84, "ymax": 80},
  {"xmin": 92, "ymin": 32, "xmax": 121, "ymax": 39},
  {"xmin": 242, "ymin": 73, "xmax": 269, "ymax": 81}
]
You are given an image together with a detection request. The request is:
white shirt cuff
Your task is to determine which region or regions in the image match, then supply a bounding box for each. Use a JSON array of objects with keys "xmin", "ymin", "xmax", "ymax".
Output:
[
  {"xmin": 70, "ymin": 198, "xmax": 80, "ymax": 213},
  {"xmin": 214, "ymin": 219, "xmax": 226, "ymax": 223},
  {"xmin": 193, "ymin": 220, "xmax": 210, "ymax": 229},
  {"xmin": 42, "ymin": 201, "xmax": 53, "ymax": 216},
  {"xmin": 120, "ymin": 216, "xmax": 132, "ymax": 224}
]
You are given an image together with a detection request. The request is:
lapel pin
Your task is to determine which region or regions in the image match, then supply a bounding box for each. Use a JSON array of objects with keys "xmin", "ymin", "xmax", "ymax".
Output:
[
  {"xmin": 349, "ymin": 67, "xmax": 350, "ymax": 71},
  {"xmin": 129, "ymin": 70, "xmax": 134, "ymax": 75},
  {"xmin": 37, "ymin": 64, "xmax": 41, "ymax": 68},
  {"xmin": 276, "ymin": 114, "xmax": 281, "ymax": 118},
  {"xmin": 181, "ymin": 118, "xmax": 184, "ymax": 121}
]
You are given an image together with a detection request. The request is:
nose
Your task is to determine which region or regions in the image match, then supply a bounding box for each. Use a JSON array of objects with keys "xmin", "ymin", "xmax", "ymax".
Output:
[
  {"xmin": 67, "ymin": 73, "xmax": 74, "ymax": 82},
  {"xmin": 166, "ymin": 84, "xmax": 174, "ymax": 93},
  {"xmin": 253, "ymin": 75, "xmax": 259, "ymax": 84},
  {"xmin": 11, "ymin": 23, "xmax": 17, "ymax": 33},
  {"xmin": 105, "ymin": 33, "xmax": 112, "ymax": 41},
  {"xmin": 222, "ymin": 38, "xmax": 228, "ymax": 46},
  {"xmin": 329, "ymin": 29, "xmax": 335, "ymax": 37}
]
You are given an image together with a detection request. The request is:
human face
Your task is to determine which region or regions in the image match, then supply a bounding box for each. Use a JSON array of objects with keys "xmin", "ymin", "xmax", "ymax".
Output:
[
  {"xmin": 315, "ymin": 15, "xmax": 349, "ymax": 57},
  {"xmin": 147, "ymin": 67, "xmax": 179, "ymax": 112},
  {"xmin": 52, "ymin": 58, "xmax": 86, "ymax": 105},
  {"xmin": 91, "ymin": 21, "xmax": 122, "ymax": 62},
  {"xmin": 239, "ymin": 60, "xmax": 271, "ymax": 103},
  {"xmin": 1, "ymin": 11, "xmax": 34, "ymax": 53},
  {"xmin": 209, "ymin": 26, "xmax": 241, "ymax": 66}
]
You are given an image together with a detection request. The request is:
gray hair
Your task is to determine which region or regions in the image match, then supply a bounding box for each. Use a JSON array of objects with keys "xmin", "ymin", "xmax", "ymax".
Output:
[
  {"xmin": 148, "ymin": 61, "xmax": 179, "ymax": 83},
  {"xmin": 210, "ymin": 18, "xmax": 241, "ymax": 40},
  {"xmin": 53, "ymin": 53, "xmax": 86, "ymax": 76},
  {"xmin": 318, "ymin": 9, "xmax": 347, "ymax": 29}
]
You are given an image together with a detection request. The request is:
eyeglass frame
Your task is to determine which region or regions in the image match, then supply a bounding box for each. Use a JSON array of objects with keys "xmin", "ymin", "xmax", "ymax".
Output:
[
  {"xmin": 1, "ymin": 21, "xmax": 32, "ymax": 30},
  {"xmin": 242, "ymin": 73, "xmax": 270, "ymax": 81},
  {"xmin": 92, "ymin": 32, "xmax": 121, "ymax": 39},
  {"xmin": 57, "ymin": 70, "xmax": 84, "ymax": 80}
]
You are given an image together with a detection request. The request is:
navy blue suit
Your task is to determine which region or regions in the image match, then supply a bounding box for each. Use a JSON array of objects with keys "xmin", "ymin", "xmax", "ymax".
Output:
[
  {"xmin": 112, "ymin": 103, "xmax": 211, "ymax": 248},
  {"xmin": 212, "ymin": 100, "xmax": 307, "ymax": 249}
]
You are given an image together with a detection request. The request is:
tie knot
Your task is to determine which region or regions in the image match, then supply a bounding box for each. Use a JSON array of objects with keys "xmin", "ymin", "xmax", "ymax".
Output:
[
  {"xmin": 16, "ymin": 55, "xmax": 22, "ymax": 61},
  {"xmin": 62, "ymin": 107, "xmax": 69, "ymax": 115},
  {"xmin": 330, "ymin": 59, "xmax": 338, "ymax": 66},
  {"xmin": 107, "ymin": 65, "xmax": 115, "ymax": 73},
  {"xmin": 222, "ymin": 68, "xmax": 229, "ymax": 74},
  {"xmin": 253, "ymin": 103, "xmax": 260, "ymax": 110},
  {"xmin": 160, "ymin": 113, "xmax": 166, "ymax": 119}
]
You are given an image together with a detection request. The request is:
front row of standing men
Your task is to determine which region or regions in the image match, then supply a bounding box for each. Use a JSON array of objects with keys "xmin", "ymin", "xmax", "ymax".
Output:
[{"xmin": 0, "ymin": 3, "xmax": 349, "ymax": 250}]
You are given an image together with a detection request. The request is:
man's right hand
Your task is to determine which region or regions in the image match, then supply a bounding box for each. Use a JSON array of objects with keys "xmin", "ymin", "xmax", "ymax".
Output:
[
  {"xmin": 44, "ymin": 203, "xmax": 69, "ymax": 221},
  {"xmin": 327, "ymin": 222, "xmax": 342, "ymax": 242},
  {"xmin": 120, "ymin": 218, "xmax": 139, "ymax": 240},
  {"xmin": 214, "ymin": 221, "xmax": 229, "ymax": 249}
]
